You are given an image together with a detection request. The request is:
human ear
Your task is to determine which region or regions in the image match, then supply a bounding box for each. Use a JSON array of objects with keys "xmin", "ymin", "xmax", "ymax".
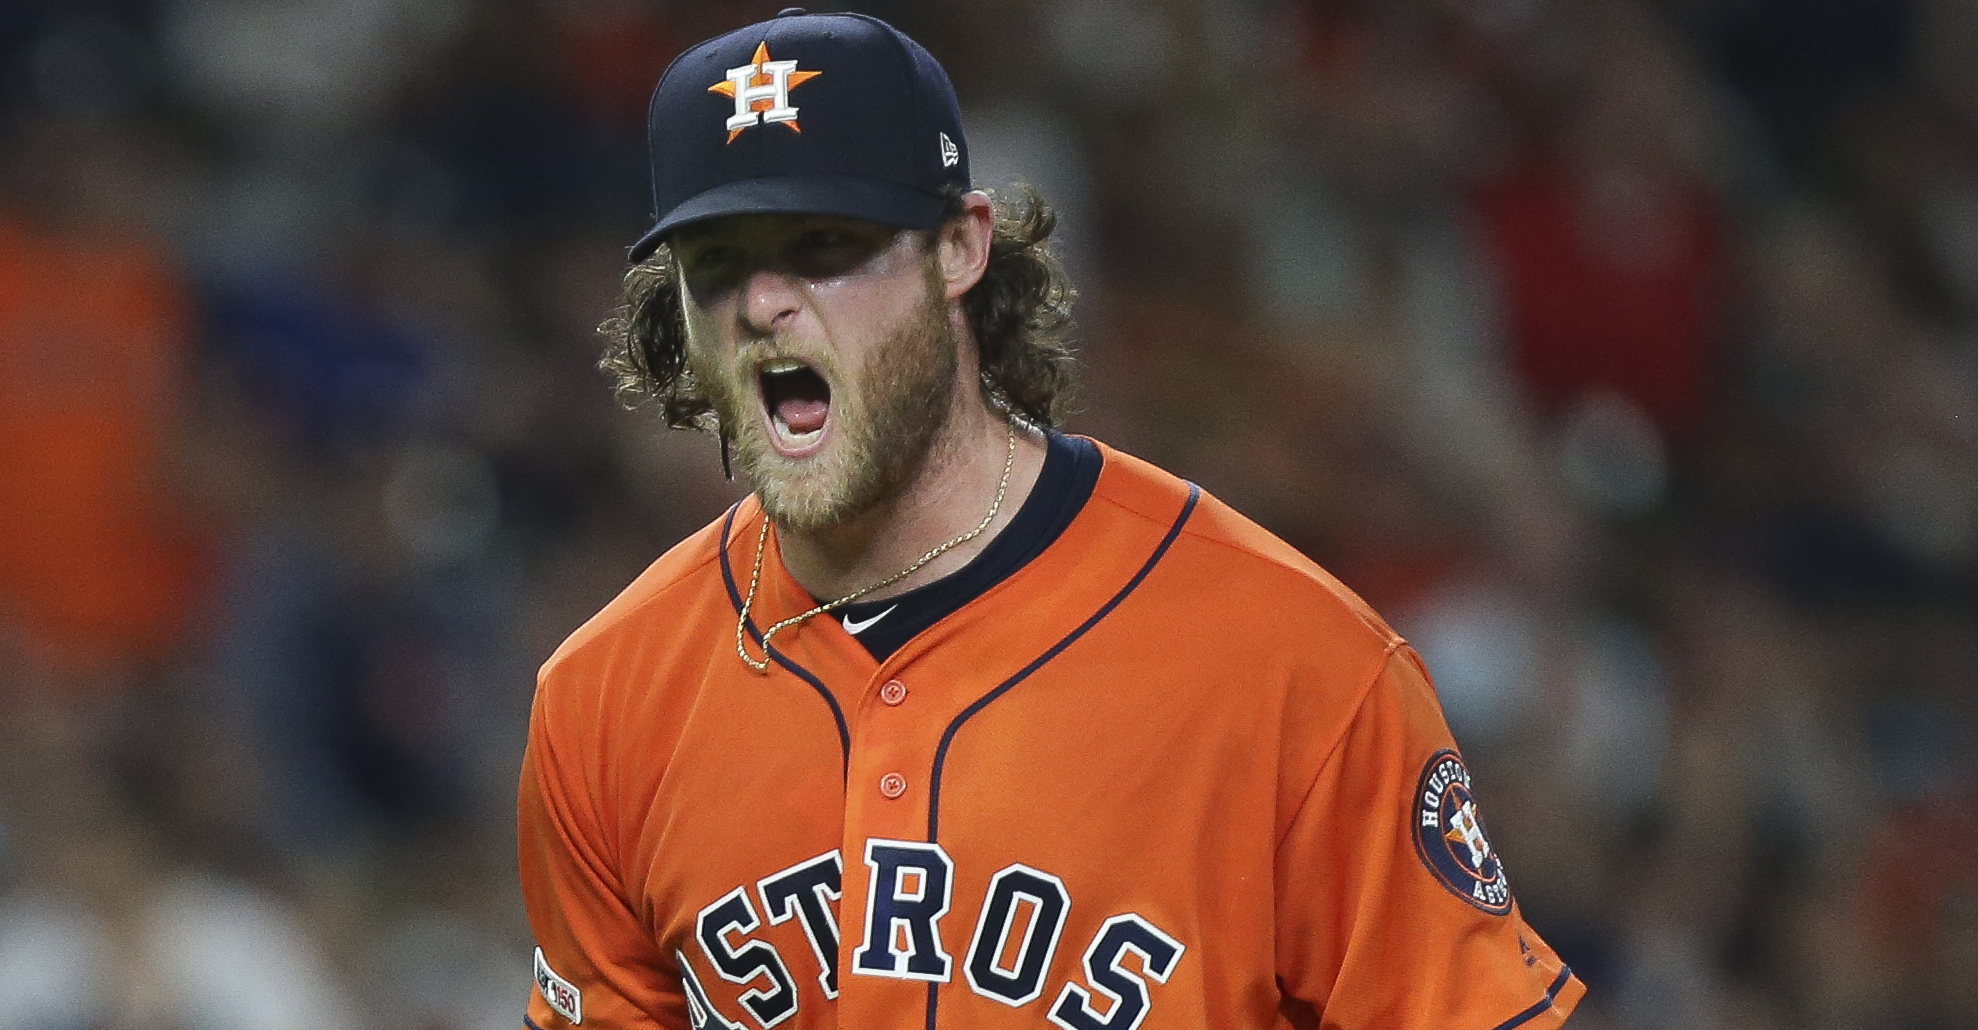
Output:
[{"xmin": 935, "ymin": 191, "xmax": 993, "ymax": 301}]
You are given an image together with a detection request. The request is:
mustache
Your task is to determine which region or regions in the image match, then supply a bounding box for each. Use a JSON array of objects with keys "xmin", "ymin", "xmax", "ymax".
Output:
[{"xmin": 727, "ymin": 336, "xmax": 838, "ymax": 372}]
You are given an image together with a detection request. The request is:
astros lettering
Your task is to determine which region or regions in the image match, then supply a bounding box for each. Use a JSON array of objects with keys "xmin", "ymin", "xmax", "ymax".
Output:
[
  {"xmin": 520, "ymin": 447, "xmax": 1581, "ymax": 1028},
  {"xmin": 667, "ymin": 846, "xmax": 1185, "ymax": 1027}
]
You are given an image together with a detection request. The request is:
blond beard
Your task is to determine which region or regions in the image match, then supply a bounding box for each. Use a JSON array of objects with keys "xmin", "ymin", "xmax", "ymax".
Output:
[{"xmin": 692, "ymin": 281, "xmax": 960, "ymax": 532}]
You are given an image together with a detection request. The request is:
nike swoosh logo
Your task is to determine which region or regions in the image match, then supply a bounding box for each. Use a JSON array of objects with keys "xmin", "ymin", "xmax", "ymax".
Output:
[{"xmin": 841, "ymin": 605, "xmax": 897, "ymax": 635}]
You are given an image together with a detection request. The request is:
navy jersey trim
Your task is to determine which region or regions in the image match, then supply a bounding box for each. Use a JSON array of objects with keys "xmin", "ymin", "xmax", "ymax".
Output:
[
  {"xmin": 925, "ymin": 482, "xmax": 1200, "ymax": 839},
  {"xmin": 919, "ymin": 483, "xmax": 1200, "ymax": 1030},
  {"xmin": 523, "ymin": 1018, "xmax": 548, "ymax": 1030},
  {"xmin": 833, "ymin": 432, "xmax": 1102, "ymax": 660},
  {"xmin": 719, "ymin": 503, "xmax": 853, "ymax": 782},
  {"xmin": 1490, "ymin": 966, "xmax": 1575, "ymax": 1030}
]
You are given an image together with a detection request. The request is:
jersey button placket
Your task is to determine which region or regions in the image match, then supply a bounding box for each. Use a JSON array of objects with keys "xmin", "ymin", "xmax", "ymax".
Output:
[
  {"xmin": 879, "ymin": 679, "xmax": 908, "ymax": 705},
  {"xmin": 878, "ymin": 771, "xmax": 909, "ymax": 799}
]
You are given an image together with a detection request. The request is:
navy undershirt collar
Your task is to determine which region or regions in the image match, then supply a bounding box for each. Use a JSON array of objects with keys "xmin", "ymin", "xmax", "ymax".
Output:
[{"xmin": 826, "ymin": 432, "xmax": 1102, "ymax": 661}]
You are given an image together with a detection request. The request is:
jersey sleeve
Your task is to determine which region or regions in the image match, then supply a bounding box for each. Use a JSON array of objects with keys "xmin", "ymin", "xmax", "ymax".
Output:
[
  {"xmin": 1275, "ymin": 644, "xmax": 1585, "ymax": 1029},
  {"xmin": 518, "ymin": 686, "xmax": 683, "ymax": 1029}
]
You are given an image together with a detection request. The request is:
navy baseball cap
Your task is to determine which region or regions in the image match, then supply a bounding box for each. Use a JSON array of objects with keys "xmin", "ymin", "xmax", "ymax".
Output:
[{"xmin": 628, "ymin": 9, "xmax": 971, "ymax": 262}]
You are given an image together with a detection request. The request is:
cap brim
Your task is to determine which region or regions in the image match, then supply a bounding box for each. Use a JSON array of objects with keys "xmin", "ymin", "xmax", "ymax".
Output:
[{"xmin": 627, "ymin": 175, "xmax": 948, "ymax": 262}]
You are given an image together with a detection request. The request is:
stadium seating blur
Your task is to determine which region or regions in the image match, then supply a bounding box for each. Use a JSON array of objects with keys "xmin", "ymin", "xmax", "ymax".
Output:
[{"xmin": 2, "ymin": 2, "xmax": 1975, "ymax": 1028}]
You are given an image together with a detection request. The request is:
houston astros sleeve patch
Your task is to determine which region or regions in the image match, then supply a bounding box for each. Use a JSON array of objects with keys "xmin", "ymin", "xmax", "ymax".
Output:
[{"xmin": 1413, "ymin": 749, "xmax": 1513, "ymax": 915}]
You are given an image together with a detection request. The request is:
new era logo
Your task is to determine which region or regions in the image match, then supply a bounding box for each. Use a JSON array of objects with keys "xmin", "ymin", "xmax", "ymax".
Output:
[
  {"xmin": 939, "ymin": 132, "xmax": 960, "ymax": 168},
  {"xmin": 535, "ymin": 947, "xmax": 583, "ymax": 1024}
]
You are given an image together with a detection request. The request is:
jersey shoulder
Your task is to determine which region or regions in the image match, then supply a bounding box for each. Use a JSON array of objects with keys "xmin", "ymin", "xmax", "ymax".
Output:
[
  {"xmin": 1086, "ymin": 439, "xmax": 1404, "ymax": 658},
  {"xmin": 1082, "ymin": 440, "xmax": 1421, "ymax": 816},
  {"xmin": 536, "ymin": 500, "xmax": 742, "ymax": 698}
]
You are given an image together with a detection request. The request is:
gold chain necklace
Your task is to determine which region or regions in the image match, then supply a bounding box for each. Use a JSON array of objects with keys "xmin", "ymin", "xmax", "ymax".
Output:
[{"xmin": 737, "ymin": 421, "xmax": 1017, "ymax": 673}]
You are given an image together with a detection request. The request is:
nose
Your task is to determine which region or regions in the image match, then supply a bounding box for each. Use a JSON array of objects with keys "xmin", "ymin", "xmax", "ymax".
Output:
[{"xmin": 738, "ymin": 266, "xmax": 804, "ymax": 335}]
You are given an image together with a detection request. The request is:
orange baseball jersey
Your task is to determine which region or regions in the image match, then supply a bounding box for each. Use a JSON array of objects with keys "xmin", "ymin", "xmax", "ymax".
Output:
[{"xmin": 519, "ymin": 441, "xmax": 1584, "ymax": 1029}]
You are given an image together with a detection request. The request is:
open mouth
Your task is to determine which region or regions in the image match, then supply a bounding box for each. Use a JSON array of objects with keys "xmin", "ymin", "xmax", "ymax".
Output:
[{"xmin": 757, "ymin": 358, "xmax": 832, "ymax": 456}]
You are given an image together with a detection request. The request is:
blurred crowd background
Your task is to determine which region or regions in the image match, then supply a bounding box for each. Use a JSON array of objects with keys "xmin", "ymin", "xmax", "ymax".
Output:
[{"xmin": 2, "ymin": 0, "xmax": 1975, "ymax": 1028}]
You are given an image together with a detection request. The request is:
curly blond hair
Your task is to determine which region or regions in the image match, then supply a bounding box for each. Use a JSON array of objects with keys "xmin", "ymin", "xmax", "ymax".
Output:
[{"xmin": 598, "ymin": 185, "xmax": 1078, "ymax": 430}]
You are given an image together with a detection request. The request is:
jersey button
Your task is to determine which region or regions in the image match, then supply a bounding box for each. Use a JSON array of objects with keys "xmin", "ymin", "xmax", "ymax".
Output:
[
  {"xmin": 879, "ymin": 679, "xmax": 908, "ymax": 706},
  {"xmin": 878, "ymin": 772, "xmax": 909, "ymax": 799}
]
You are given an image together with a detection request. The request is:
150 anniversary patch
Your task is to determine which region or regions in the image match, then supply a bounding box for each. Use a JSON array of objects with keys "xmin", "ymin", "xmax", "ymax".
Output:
[{"xmin": 1413, "ymin": 749, "xmax": 1512, "ymax": 915}]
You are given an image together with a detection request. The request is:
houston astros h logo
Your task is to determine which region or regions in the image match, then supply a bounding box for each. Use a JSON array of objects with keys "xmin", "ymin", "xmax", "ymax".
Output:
[
  {"xmin": 1413, "ymin": 749, "xmax": 1513, "ymax": 915},
  {"xmin": 709, "ymin": 41, "xmax": 822, "ymax": 143}
]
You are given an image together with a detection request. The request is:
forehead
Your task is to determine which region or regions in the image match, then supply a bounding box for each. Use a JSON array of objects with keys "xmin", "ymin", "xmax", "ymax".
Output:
[{"xmin": 668, "ymin": 212, "xmax": 904, "ymax": 250}]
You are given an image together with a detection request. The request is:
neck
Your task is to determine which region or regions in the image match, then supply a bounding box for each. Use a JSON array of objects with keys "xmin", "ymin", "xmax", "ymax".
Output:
[{"xmin": 774, "ymin": 400, "xmax": 1049, "ymax": 604}]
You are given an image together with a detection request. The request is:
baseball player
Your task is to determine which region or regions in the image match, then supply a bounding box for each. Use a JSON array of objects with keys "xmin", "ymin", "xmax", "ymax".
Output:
[{"xmin": 519, "ymin": 10, "xmax": 1584, "ymax": 1030}]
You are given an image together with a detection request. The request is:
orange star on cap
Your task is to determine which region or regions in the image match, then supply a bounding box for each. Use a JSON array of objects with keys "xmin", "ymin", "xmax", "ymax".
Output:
[{"xmin": 708, "ymin": 41, "xmax": 822, "ymax": 144}]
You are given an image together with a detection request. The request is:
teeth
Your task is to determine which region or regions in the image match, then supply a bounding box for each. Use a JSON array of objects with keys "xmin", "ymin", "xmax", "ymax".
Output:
[{"xmin": 762, "ymin": 358, "xmax": 805, "ymax": 375}]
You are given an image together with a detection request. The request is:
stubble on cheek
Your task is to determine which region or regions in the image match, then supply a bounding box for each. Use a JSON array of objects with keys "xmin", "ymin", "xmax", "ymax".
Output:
[
  {"xmin": 683, "ymin": 279, "xmax": 962, "ymax": 534},
  {"xmin": 683, "ymin": 339, "xmax": 748, "ymax": 444},
  {"xmin": 844, "ymin": 291, "xmax": 960, "ymax": 515},
  {"xmin": 683, "ymin": 332, "xmax": 792, "ymax": 502}
]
